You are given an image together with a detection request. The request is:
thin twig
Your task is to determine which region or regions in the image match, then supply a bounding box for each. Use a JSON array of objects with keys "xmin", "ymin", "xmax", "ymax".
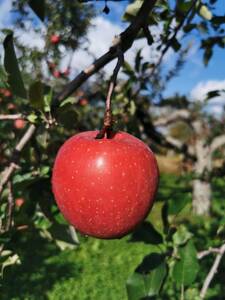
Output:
[
  {"xmin": 0, "ymin": 124, "xmax": 36, "ymax": 197},
  {"xmin": 5, "ymin": 181, "xmax": 14, "ymax": 231},
  {"xmin": 0, "ymin": 114, "xmax": 23, "ymax": 120},
  {"xmin": 197, "ymin": 247, "xmax": 221, "ymax": 259},
  {"xmin": 96, "ymin": 49, "xmax": 124, "ymax": 139},
  {"xmin": 200, "ymin": 243, "xmax": 225, "ymax": 299}
]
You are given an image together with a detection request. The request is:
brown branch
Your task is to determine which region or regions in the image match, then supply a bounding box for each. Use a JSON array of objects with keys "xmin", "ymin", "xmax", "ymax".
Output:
[
  {"xmin": 0, "ymin": 124, "xmax": 36, "ymax": 197},
  {"xmin": 0, "ymin": 114, "xmax": 23, "ymax": 120},
  {"xmin": 96, "ymin": 49, "xmax": 124, "ymax": 139},
  {"xmin": 200, "ymin": 243, "xmax": 225, "ymax": 299},
  {"xmin": 210, "ymin": 134, "xmax": 225, "ymax": 154},
  {"xmin": 51, "ymin": 0, "xmax": 158, "ymax": 110},
  {"xmin": 136, "ymin": 106, "xmax": 196, "ymax": 161},
  {"xmin": 197, "ymin": 247, "xmax": 221, "ymax": 259},
  {"xmin": 154, "ymin": 109, "xmax": 191, "ymax": 126},
  {"xmin": 5, "ymin": 181, "xmax": 14, "ymax": 231}
]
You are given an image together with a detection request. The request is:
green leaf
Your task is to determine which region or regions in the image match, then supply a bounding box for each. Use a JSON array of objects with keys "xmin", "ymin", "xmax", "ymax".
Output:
[
  {"xmin": 199, "ymin": 5, "xmax": 212, "ymax": 21},
  {"xmin": 145, "ymin": 261, "xmax": 167, "ymax": 296},
  {"xmin": 177, "ymin": 1, "xmax": 193, "ymax": 13},
  {"xmin": 130, "ymin": 221, "xmax": 163, "ymax": 245},
  {"xmin": 173, "ymin": 225, "xmax": 193, "ymax": 246},
  {"xmin": 171, "ymin": 37, "xmax": 181, "ymax": 52},
  {"xmin": 29, "ymin": 81, "xmax": 44, "ymax": 109},
  {"xmin": 135, "ymin": 49, "xmax": 142, "ymax": 73},
  {"xmin": 127, "ymin": 273, "xmax": 146, "ymax": 300},
  {"xmin": 212, "ymin": 16, "xmax": 225, "ymax": 25},
  {"xmin": 1, "ymin": 251, "xmax": 21, "ymax": 277},
  {"xmin": 28, "ymin": 0, "xmax": 45, "ymax": 21},
  {"xmin": 27, "ymin": 113, "xmax": 38, "ymax": 123},
  {"xmin": 3, "ymin": 34, "xmax": 27, "ymax": 99},
  {"xmin": 123, "ymin": 61, "xmax": 135, "ymax": 78},
  {"xmin": 206, "ymin": 90, "xmax": 225, "ymax": 100},
  {"xmin": 123, "ymin": 0, "xmax": 142, "ymax": 21},
  {"xmin": 172, "ymin": 240, "xmax": 199, "ymax": 286},
  {"xmin": 168, "ymin": 196, "xmax": 189, "ymax": 215},
  {"xmin": 203, "ymin": 47, "xmax": 213, "ymax": 66},
  {"xmin": 127, "ymin": 253, "xmax": 167, "ymax": 299}
]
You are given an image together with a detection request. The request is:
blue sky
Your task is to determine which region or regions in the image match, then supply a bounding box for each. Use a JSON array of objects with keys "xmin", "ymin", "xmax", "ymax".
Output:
[{"xmin": 0, "ymin": 0, "xmax": 225, "ymax": 109}]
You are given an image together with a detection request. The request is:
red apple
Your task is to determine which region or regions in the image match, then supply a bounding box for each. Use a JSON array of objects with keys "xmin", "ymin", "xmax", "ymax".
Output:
[
  {"xmin": 4, "ymin": 89, "xmax": 12, "ymax": 97},
  {"xmin": 52, "ymin": 131, "xmax": 159, "ymax": 239},
  {"xmin": 15, "ymin": 198, "xmax": 25, "ymax": 208},
  {"xmin": 14, "ymin": 119, "xmax": 26, "ymax": 130},
  {"xmin": 7, "ymin": 103, "xmax": 16, "ymax": 110},
  {"xmin": 53, "ymin": 70, "xmax": 61, "ymax": 78},
  {"xmin": 79, "ymin": 98, "xmax": 88, "ymax": 106},
  {"xmin": 50, "ymin": 34, "xmax": 60, "ymax": 44}
]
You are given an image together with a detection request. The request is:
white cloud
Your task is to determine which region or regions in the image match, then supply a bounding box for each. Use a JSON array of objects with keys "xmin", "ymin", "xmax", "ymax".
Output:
[
  {"xmin": 190, "ymin": 79, "xmax": 225, "ymax": 101},
  {"xmin": 190, "ymin": 79, "xmax": 225, "ymax": 116}
]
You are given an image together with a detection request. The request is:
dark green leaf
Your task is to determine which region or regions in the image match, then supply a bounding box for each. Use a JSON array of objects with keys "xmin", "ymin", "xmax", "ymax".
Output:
[
  {"xmin": 130, "ymin": 221, "xmax": 163, "ymax": 245},
  {"xmin": 135, "ymin": 49, "xmax": 142, "ymax": 73},
  {"xmin": 3, "ymin": 34, "xmax": 27, "ymax": 99},
  {"xmin": 48, "ymin": 223, "xmax": 79, "ymax": 246},
  {"xmin": 212, "ymin": 16, "xmax": 225, "ymax": 25},
  {"xmin": 127, "ymin": 253, "xmax": 167, "ymax": 299},
  {"xmin": 29, "ymin": 81, "xmax": 44, "ymax": 109},
  {"xmin": 171, "ymin": 38, "xmax": 181, "ymax": 52},
  {"xmin": 203, "ymin": 47, "xmax": 213, "ymax": 66},
  {"xmin": 127, "ymin": 273, "xmax": 146, "ymax": 300},
  {"xmin": 177, "ymin": 1, "xmax": 193, "ymax": 13},
  {"xmin": 28, "ymin": 0, "xmax": 45, "ymax": 21},
  {"xmin": 206, "ymin": 90, "xmax": 225, "ymax": 100},
  {"xmin": 168, "ymin": 197, "xmax": 189, "ymax": 215},
  {"xmin": 183, "ymin": 23, "xmax": 196, "ymax": 33},
  {"xmin": 172, "ymin": 225, "xmax": 193, "ymax": 246},
  {"xmin": 172, "ymin": 240, "xmax": 199, "ymax": 286}
]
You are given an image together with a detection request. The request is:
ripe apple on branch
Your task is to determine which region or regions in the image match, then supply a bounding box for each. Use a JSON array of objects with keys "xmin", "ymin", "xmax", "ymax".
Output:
[{"xmin": 52, "ymin": 50, "xmax": 159, "ymax": 239}]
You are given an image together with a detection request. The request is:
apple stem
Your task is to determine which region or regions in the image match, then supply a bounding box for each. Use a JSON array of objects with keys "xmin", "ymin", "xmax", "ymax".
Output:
[{"xmin": 96, "ymin": 49, "xmax": 124, "ymax": 139}]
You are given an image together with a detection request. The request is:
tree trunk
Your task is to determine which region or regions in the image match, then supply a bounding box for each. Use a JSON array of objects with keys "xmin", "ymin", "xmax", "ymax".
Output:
[
  {"xmin": 192, "ymin": 179, "xmax": 211, "ymax": 215},
  {"xmin": 192, "ymin": 121, "xmax": 212, "ymax": 215}
]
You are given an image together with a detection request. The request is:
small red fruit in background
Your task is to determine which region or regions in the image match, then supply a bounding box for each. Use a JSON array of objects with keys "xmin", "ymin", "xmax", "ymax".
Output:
[
  {"xmin": 53, "ymin": 70, "xmax": 61, "ymax": 78},
  {"xmin": 7, "ymin": 103, "xmax": 16, "ymax": 110},
  {"xmin": 4, "ymin": 89, "xmax": 12, "ymax": 97},
  {"xmin": 14, "ymin": 119, "xmax": 26, "ymax": 130},
  {"xmin": 15, "ymin": 198, "xmax": 25, "ymax": 208},
  {"xmin": 52, "ymin": 131, "xmax": 159, "ymax": 239},
  {"xmin": 79, "ymin": 98, "xmax": 88, "ymax": 106},
  {"xmin": 50, "ymin": 34, "xmax": 60, "ymax": 44}
]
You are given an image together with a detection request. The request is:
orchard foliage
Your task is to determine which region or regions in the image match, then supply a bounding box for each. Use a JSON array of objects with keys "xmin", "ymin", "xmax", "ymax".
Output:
[{"xmin": 0, "ymin": 0, "xmax": 225, "ymax": 299}]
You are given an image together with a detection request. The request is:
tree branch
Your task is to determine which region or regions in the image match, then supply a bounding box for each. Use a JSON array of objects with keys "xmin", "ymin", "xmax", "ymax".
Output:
[
  {"xmin": 154, "ymin": 109, "xmax": 191, "ymax": 126},
  {"xmin": 0, "ymin": 114, "xmax": 23, "ymax": 120},
  {"xmin": 0, "ymin": 124, "xmax": 36, "ymax": 197},
  {"xmin": 210, "ymin": 134, "xmax": 225, "ymax": 154},
  {"xmin": 5, "ymin": 181, "xmax": 14, "ymax": 231},
  {"xmin": 136, "ymin": 106, "xmax": 196, "ymax": 161},
  {"xmin": 200, "ymin": 243, "xmax": 225, "ymax": 299},
  {"xmin": 51, "ymin": 0, "xmax": 158, "ymax": 110}
]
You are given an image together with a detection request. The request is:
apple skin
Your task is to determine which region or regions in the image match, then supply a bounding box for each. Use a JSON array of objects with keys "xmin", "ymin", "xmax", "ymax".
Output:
[
  {"xmin": 50, "ymin": 34, "xmax": 60, "ymax": 44},
  {"xmin": 14, "ymin": 119, "xmax": 26, "ymax": 130},
  {"xmin": 15, "ymin": 198, "xmax": 25, "ymax": 208},
  {"xmin": 52, "ymin": 131, "xmax": 159, "ymax": 239}
]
